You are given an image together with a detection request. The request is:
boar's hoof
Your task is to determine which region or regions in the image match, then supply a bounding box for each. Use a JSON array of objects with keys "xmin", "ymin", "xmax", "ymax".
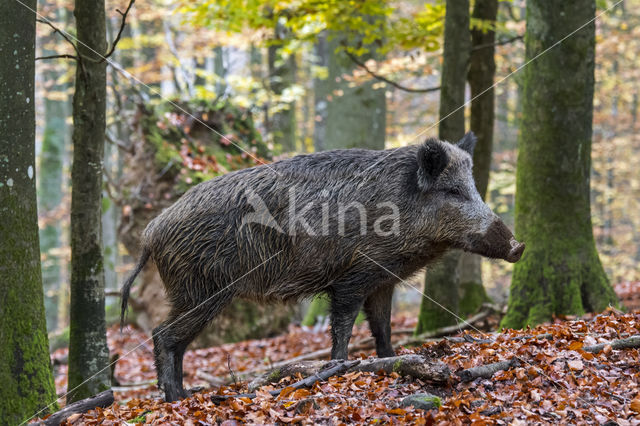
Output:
[{"xmin": 506, "ymin": 240, "xmax": 525, "ymax": 263}]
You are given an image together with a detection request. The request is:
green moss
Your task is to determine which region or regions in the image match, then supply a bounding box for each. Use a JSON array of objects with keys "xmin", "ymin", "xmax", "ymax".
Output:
[
  {"xmin": 268, "ymin": 369, "xmax": 282, "ymax": 382},
  {"xmin": 392, "ymin": 359, "xmax": 403, "ymax": 373},
  {"xmin": 501, "ymin": 0, "xmax": 618, "ymax": 330},
  {"xmin": 302, "ymin": 295, "xmax": 365, "ymax": 327},
  {"xmin": 458, "ymin": 281, "xmax": 491, "ymax": 317},
  {"xmin": 417, "ymin": 395, "xmax": 441, "ymax": 408},
  {"xmin": 130, "ymin": 411, "xmax": 150, "ymax": 423},
  {"xmin": 416, "ymin": 251, "xmax": 461, "ymax": 334},
  {"xmin": 302, "ymin": 295, "xmax": 330, "ymax": 327}
]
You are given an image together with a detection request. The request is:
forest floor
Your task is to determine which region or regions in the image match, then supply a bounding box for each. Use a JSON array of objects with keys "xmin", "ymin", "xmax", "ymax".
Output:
[{"xmin": 44, "ymin": 282, "xmax": 640, "ymax": 425}]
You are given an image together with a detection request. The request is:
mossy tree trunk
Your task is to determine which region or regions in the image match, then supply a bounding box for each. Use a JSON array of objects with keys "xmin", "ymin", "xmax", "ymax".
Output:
[
  {"xmin": 0, "ymin": 0, "xmax": 58, "ymax": 420},
  {"xmin": 456, "ymin": 0, "xmax": 499, "ymax": 316},
  {"xmin": 416, "ymin": 0, "xmax": 471, "ymax": 334},
  {"xmin": 501, "ymin": 0, "xmax": 618, "ymax": 329},
  {"xmin": 67, "ymin": 0, "xmax": 111, "ymax": 403}
]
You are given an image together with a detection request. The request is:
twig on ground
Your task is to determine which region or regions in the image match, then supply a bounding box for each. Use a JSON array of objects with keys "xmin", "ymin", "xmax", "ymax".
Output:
[
  {"xmin": 212, "ymin": 359, "xmax": 360, "ymax": 403},
  {"xmin": 247, "ymin": 354, "xmax": 451, "ymax": 392},
  {"xmin": 457, "ymin": 358, "xmax": 521, "ymax": 382},
  {"xmin": 582, "ymin": 335, "xmax": 640, "ymax": 353}
]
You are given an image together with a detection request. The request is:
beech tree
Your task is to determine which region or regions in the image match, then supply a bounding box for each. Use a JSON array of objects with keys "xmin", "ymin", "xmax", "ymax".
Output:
[
  {"xmin": 502, "ymin": 0, "xmax": 618, "ymax": 328},
  {"xmin": 416, "ymin": 0, "xmax": 471, "ymax": 333},
  {"xmin": 0, "ymin": 0, "xmax": 58, "ymax": 420},
  {"xmin": 67, "ymin": 0, "xmax": 111, "ymax": 402}
]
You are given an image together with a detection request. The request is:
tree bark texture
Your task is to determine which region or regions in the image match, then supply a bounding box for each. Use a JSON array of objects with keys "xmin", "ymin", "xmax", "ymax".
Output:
[
  {"xmin": 456, "ymin": 0, "xmax": 500, "ymax": 316},
  {"xmin": 67, "ymin": 0, "xmax": 111, "ymax": 403},
  {"xmin": 0, "ymin": 0, "xmax": 58, "ymax": 421},
  {"xmin": 502, "ymin": 0, "xmax": 618, "ymax": 329},
  {"xmin": 417, "ymin": 0, "xmax": 471, "ymax": 333}
]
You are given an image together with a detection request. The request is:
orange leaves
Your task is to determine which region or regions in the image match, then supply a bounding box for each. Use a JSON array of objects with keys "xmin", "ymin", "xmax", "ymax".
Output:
[{"xmin": 46, "ymin": 311, "xmax": 640, "ymax": 424}]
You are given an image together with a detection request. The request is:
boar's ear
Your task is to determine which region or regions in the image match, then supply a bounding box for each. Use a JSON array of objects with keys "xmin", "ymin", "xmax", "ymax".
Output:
[
  {"xmin": 456, "ymin": 131, "xmax": 477, "ymax": 155},
  {"xmin": 416, "ymin": 138, "xmax": 448, "ymax": 191}
]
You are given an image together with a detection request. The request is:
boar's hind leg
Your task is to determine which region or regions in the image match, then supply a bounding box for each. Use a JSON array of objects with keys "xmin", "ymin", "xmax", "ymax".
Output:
[
  {"xmin": 363, "ymin": 284, "xmax": 396, "ymax": 358},
  {"xmin": 329, "ymin": 290, "xmax": 365, "ymax": 360},
  {"xmin": 153, "ymin": 293, "xmax": 233, "ymax": 401}
]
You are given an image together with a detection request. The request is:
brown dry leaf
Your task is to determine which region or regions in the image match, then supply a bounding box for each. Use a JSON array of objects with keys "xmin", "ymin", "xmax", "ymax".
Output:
[
  {"xmin": 630, "ymin": 399, "xmax": 640, "ymax": 413},
  {"xmin": 569, "ymin": 341, "xmax": 584, "ymax": 350}
]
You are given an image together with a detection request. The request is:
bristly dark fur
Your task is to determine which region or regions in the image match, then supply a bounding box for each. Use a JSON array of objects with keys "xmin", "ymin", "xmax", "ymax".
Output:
[{"xmin": 120, "ymin": 132, "xmax": 523, "ymax": 401}]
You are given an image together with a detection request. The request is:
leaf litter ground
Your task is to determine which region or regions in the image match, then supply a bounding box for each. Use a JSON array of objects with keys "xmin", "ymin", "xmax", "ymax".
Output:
[{"xmin": 47, "ymin": 303, "xmax": 640, "ymax": 425}]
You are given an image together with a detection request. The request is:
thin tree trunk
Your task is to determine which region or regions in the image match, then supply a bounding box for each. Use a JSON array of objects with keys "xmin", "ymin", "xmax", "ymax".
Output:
[
  {"xmin": 312, "ymin": 31, "xmax": 329, "ymax": 152},
  {"xmin": 39, "ymin": 7, "xmax": 70, "ymax": 332},
  {"xmin": 67, "ymin": 0, "xmax": 111, "ymax": 403},
  {"xmin": 502, "ymin": 0, "xmax": 618, "ymax": 328},
  {"xmin": 0, "ymin": 0, "xmax": 58, "ymax": 420},
  {"xmin": 457, "ymin": 0, "xmax": 499, "ymax": 316},
  {"xmin": 417, "ymin": 0, "xmax": 471, "ymax": 334}
]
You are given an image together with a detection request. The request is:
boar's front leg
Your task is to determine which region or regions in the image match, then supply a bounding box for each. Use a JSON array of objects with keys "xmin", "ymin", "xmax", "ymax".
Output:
[
  {"xmin": 363, "ymin": 284, "xmax": 396, "ymax": 358},
  {"xmin": 329, "ymin": 289, "xmax": 365, "ymax": 359}
]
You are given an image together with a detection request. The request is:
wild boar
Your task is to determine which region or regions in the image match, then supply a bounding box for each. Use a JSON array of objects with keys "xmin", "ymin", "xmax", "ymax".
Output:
[{"xmin": 121, "ymin": 131, "xmax": 524, "ymax": 401}]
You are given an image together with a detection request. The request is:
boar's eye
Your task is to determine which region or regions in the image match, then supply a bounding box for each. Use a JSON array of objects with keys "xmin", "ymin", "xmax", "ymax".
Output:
[{"xmin": 446, "ymin": 187, "xmax": 466, "ymax": 199}]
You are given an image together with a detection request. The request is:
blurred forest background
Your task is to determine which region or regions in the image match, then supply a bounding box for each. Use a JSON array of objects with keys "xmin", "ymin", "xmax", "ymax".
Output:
[{"xmin": 34, "ymin": 0, "xmax": 639, "ymax": 347}]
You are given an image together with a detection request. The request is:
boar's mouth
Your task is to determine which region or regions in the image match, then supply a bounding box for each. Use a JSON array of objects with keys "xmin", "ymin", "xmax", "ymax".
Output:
[{"xmin": 464, "ymin": 219, "xmax": 525, "ymax": 263}]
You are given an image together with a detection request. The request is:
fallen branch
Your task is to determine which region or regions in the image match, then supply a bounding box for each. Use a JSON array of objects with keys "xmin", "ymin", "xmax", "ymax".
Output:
[
  {"xmin": 212, "ymin": 359, "xmax": 360, "ymax": 403},
  {"xmin": 43, "ymin": 390, "xmax": 114, "ymax": 426},
  {"xmin": 457, "ymin": 358, "xmax": 520, "ymax": 382},
  {"xmin": 582, "ymin": 335, "xmax": 640, "ymax": 353},
  {"xmin": 247, "ymin": 354, "xmax": 450, "ymax": 392}
]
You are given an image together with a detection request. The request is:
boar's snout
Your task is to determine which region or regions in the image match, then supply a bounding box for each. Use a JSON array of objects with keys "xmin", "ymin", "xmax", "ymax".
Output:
[
  {"xmin": 465, "ymin": 217, "xmax": 524, "ymax": 263},
  {"xmin": 506, "ymin": 239, "xmax": 525, "ymax": 263}
]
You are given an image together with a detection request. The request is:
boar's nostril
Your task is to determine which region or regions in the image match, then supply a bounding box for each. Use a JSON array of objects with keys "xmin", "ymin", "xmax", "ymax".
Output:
[{"xmin": 508, "ymin": 241, "xmax": 525, "ymax": 263}]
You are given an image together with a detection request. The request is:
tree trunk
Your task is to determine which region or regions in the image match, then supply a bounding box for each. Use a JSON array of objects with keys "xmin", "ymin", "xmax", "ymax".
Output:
[
  {"xmin": 67, "ymin": 0, "xmax": 111, "ymax": 403},
  {"xmin": 39, "ymin": 14, "xmax": 71, "ymax": 332},
  {"xmin": 0, "ymin": 0, "xmax": 58, "ymax": 420},
  {"xmin": 501, "ymin": 0, "xmax": 618, "ymax": 329},
  {"xmin": 456, "ymin": 0, "xmax": 499, "ymax": 316},
  {"xmin": 312, "ymin": 32, "xmax": 329, "ymax": 152},
  {"xmin": 214, "ymin": 45, "xmax": 227, "ymax": 95},
  {"xmin": 268, "ymin": 21, "xmax": 296, "ymax": 152},
  {"xmin": 324, "ymin": 30, "xmax": 386, "ymax": 150},
  {"xmin": 416, "ymin": 0, "xmax": 471, "ymax": 334}
]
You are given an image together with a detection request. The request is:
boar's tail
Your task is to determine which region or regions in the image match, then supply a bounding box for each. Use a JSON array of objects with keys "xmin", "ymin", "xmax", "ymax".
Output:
[{"xmin": 120, "ymin": 246, "xmax": 151, "ymax": 331}]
